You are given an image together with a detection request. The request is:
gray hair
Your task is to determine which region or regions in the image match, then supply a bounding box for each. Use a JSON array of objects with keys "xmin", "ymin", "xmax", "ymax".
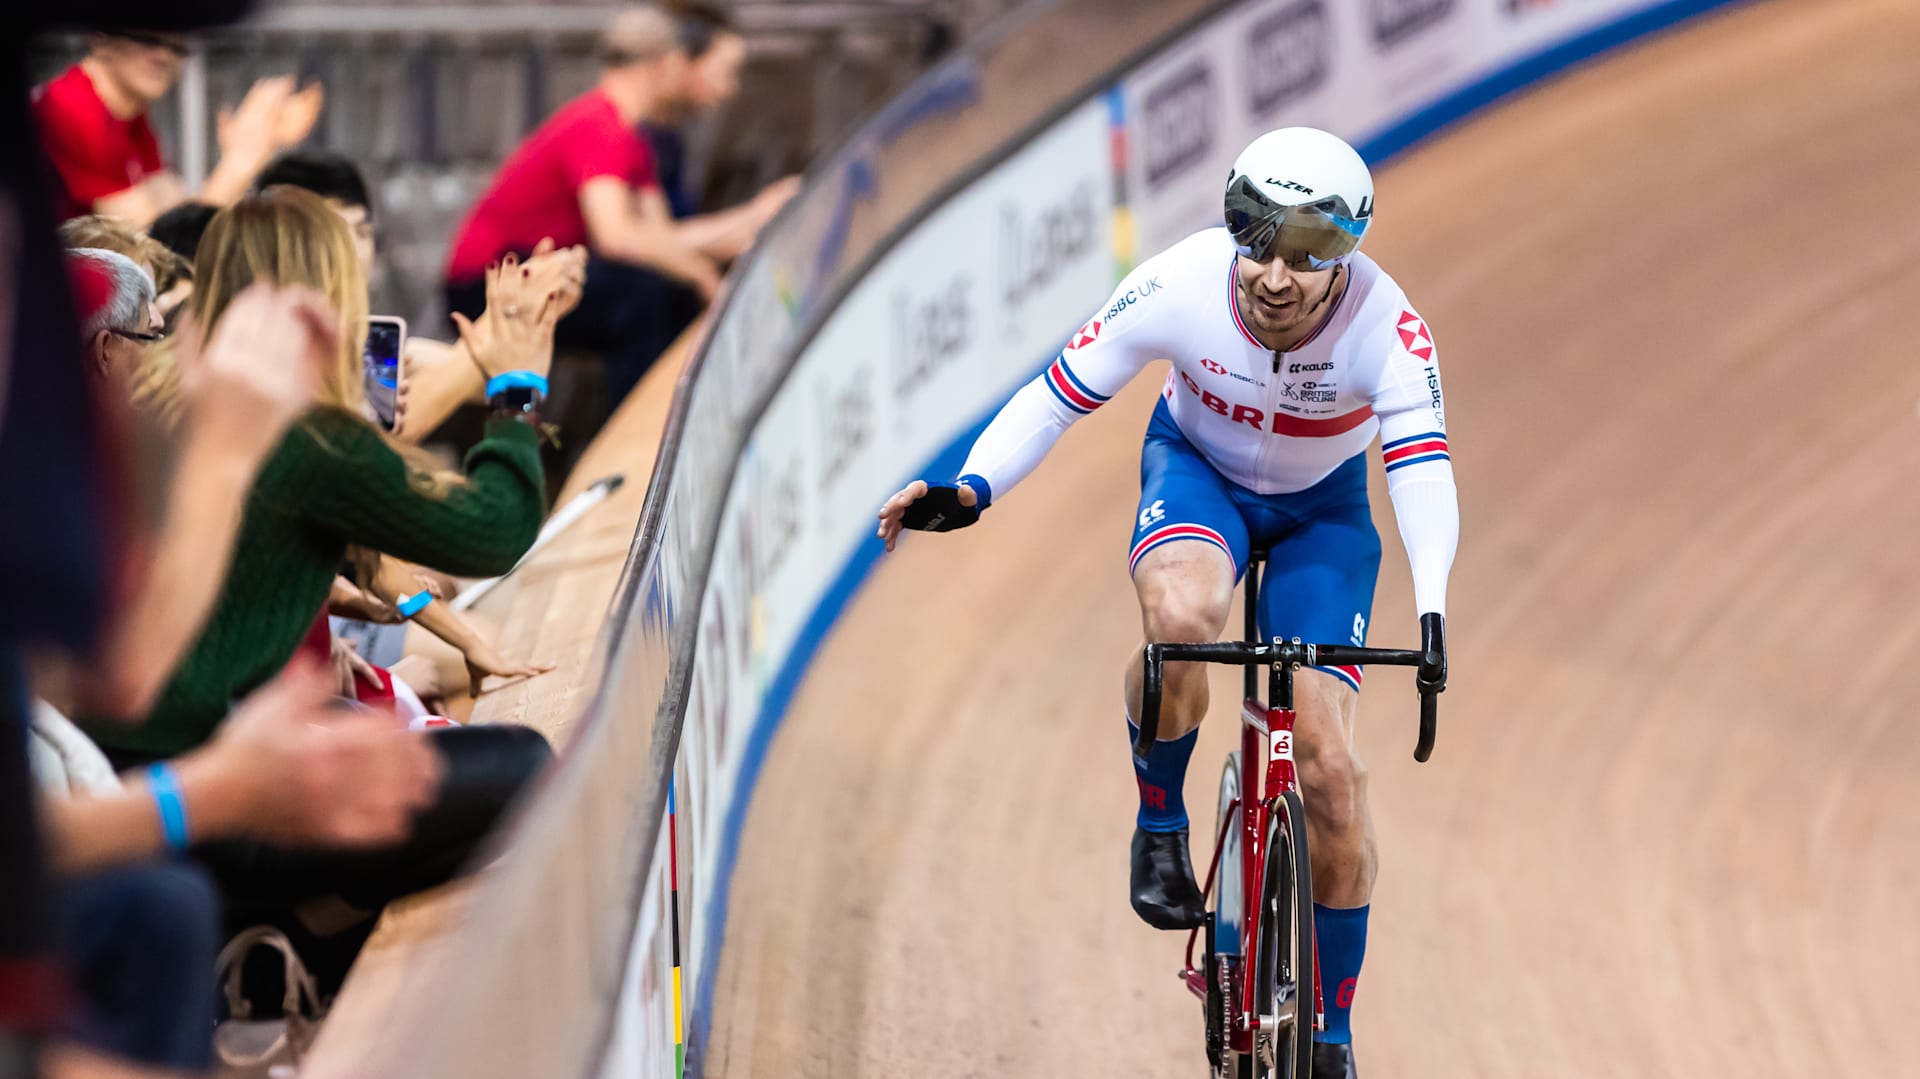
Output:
[{"xmin": 68, "ymin": 247, "xmax": 156, "ymax": 340}]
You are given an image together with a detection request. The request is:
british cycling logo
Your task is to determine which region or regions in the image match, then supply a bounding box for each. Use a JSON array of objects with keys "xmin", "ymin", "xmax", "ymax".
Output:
[
  {"xmin": 1369, "ymin": 0, "xmax": 1457, "ymax": 48},
  {"xmin": 1000, "ymin": 179, "xmax": 1098, "ymax": 312},
  {"xmin": 1105, "ymin": 276, "xmax": 1163, "ymax": 323},
  {"xmin": 1067, "ymin": 318, "xmax": 1102, "ymax": 351},
  {"xmin": 1141, "ymin": 60, "xmax": 1215, "ymax": 188},
  {"xmin": 1247, "ymin": 0, "xmax": 1331, "ymax": 115}
]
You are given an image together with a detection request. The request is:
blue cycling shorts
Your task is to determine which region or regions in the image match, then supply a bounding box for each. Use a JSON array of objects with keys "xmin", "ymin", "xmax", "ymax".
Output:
[{"xmin": 1131, "ymin": 398, "xmax": 1382, "ymax": 692}]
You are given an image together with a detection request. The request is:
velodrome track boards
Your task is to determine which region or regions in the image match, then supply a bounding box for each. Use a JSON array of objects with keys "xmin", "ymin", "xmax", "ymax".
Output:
[{"xmin": 706, "ymin": 1, "xmax": 1920, "ymax": 1075}]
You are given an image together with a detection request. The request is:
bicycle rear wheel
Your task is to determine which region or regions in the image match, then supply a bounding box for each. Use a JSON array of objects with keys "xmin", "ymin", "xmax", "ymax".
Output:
[{"xmin": 1252, "ymin": 789, "xmax": 1315, "ymax": 1079}]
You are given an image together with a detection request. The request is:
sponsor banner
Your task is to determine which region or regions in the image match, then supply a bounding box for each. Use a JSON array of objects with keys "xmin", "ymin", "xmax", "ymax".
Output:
[{"xmin": 671, "ymin": 99, "xmax": 1114, "ymax": 1042}]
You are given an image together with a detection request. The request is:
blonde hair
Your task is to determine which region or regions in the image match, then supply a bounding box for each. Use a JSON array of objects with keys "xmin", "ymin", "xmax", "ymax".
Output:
[
  {"xmin": 60, "ymin": 214, "xmax": 187, "ymax": 292},
  {"xmin": 136, "ymin": 187, "xmax": 461, "ymax": 501}
]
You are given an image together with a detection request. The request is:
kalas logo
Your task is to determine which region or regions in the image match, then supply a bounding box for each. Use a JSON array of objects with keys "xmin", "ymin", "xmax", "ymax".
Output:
[
  {"xmin": 1247, "ymin": 1, "xmax": 1331, "ymax": 115},
  {"xmin": 1288, "ymin": 360, "xmax": 1333, "ymax": 374},
  {"xmin": 1141, "ymin": 60, "xmax": 1215, "ymax": 188},
  {"xmin": 1369, "ymin": 0, "xmax": 1456, "ymax": 48},
  {"xmin": 1201, "ymin": 358, "xmax": 1228, "ymax": 375}
]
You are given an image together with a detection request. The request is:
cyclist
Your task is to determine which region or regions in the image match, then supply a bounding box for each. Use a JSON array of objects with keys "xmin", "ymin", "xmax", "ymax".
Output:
[{"xmin": 877, "ymin": 127, "xmax": 1457, "ymax": 1076}]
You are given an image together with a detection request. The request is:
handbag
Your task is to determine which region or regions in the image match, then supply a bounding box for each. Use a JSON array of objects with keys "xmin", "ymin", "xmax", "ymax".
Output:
[{"xmin": 212, "ymin": 925, "xmax": 325, "ymax": 1078}]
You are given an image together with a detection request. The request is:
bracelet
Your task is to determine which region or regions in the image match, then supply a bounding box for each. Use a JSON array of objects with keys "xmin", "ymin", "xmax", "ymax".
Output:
[
  {"xmin": 485, "ymin": 371, "xmax": 549, "ymax": 397},
  {"xmin": 147, "ymin": 763, "xmax": 190, "ymax": 852},
  {"xmin": 397, "ymin": 591, "xmax": 434, "ymax": 618}
]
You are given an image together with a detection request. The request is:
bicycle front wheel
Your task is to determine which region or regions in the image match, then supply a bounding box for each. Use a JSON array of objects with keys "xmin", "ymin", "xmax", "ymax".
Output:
[{"xmin": 1252, "ymin": 789, "xmax": 1315, "ymax": 1079}]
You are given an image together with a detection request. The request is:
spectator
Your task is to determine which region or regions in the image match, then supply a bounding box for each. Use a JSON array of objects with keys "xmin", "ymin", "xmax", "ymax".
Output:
[
  {"xmin": 39, "ymin": 268, "xmax": 437, "ymax": 1076},
  {"xmin": 93, "ymin": 187, "xmax": 556, "ymax": 995},
  {"xmin": 32, "ymin": 31, "xmax": 322, "ymax": 225},
  {"xmin": 65, "ymin": 249, "xmax": 158, "ymax": 381},
  {"xmin": 59, "ymin": 215, "xmax": 188, "ymax": 314},
  {"xmin": 148, "ymin": 200, "xmax": 218, "ymax": 264},
  {"xmin": 3, "ymin": 3, "xmax": 257, "ymax": 1072},
  {"xmin": 251, "ymin": 150, "xmax": 586, "ymax": 445},
  {"xmin": 252, "ymin": 151, "xmax": 374, "ymax": 275},
  {"xmin": 444, "ymin": 3, "xmax": 723, "ymax": 418},
  {"xmin": 607, "ymin": 1, "xmax": 796, "ymax": 406}
]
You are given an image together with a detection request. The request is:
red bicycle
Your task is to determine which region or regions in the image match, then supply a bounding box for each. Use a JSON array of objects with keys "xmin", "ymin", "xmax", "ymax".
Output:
[{"xmin": 1134, "ymin": 553, "xmax": 1441, "ymax": 1078}]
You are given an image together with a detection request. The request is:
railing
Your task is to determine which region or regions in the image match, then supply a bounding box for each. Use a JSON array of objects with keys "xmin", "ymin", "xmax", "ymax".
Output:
[{"xmin": 300, "ymin": 0, "xmax": 1746, "ymax": 1075}]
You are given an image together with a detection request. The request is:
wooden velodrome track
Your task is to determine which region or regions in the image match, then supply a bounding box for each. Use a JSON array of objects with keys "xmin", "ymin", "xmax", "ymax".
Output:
[{"xmin": 705, "ymin": 2, "xmax": 1920, "ymax": 1076}]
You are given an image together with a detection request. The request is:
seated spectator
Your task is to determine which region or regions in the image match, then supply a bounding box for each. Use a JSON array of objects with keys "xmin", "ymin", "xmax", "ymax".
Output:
[
  {"xmin": 36, "ymin": 264, "xmax": 440, "ymax": 1077},
  {"xmin": 32, "ymin": 31, "xmax": 322, "ymax": 225},
  {"xmin": 60, "ymin": 215, "xmax": 190, "ymax": 318},
  {"xmin": 87, "ymin": 186, "xmax": 557, "ymax": 996},
  {"xmin": 148, "ymin": 200, "xmax": 219, "ymax": 264},
  {"xmin": 65, "ymin": 249, "xmax": 160, "ymax": 381},
  {"xmin": 444, "ymin": 3, "xmax": 727, "ymax": 421},
  {"xmin": 614, "ymin": 1, "xmax": 797, "ymax": 406}
]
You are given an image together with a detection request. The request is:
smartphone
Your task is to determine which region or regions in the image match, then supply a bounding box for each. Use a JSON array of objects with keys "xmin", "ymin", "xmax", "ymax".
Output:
[{"xmin": 364, "ymin": 316, "xmax": 407, "ymax": 431}]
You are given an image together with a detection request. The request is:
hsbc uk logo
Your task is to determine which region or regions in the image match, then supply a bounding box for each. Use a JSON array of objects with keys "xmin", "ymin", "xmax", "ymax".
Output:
[
  {"xmin": 1067, "ymin": 318, "xmax": 1103, "ymax": 351},
  {"xmin": 1201, "ymin": 358, "xmax": 1227, "ymax": 374},
  {"xmin": 1397, "ymin": 310, "xmax": 1434, "ymax": 362}
]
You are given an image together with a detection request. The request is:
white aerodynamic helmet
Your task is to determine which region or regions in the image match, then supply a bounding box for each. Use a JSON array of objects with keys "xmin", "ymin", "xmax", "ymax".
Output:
[{"xmin": 1223, "ymin": 127, "xmax": 1374, "ymax": 270}]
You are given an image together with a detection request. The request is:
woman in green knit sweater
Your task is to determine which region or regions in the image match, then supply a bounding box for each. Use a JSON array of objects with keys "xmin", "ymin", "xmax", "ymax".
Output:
[
  {"xmin": 104, "ymin": 188, "xmax": 553, "ymax": 758},
  {"xmin": 95, "ymin": 187, "xmax": 564, "ymax": 967}
]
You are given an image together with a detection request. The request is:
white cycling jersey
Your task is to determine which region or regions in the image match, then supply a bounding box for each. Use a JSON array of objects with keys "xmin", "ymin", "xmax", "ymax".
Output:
[{"xmin": 958, "ymin": 227, "xmax": 1459, "ymax": 616}]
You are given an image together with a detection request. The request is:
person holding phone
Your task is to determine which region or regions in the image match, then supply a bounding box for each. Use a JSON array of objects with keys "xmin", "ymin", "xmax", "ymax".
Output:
[{"xmin": 91, "ymin": 187, "xmax": 560, "ymax": 994}]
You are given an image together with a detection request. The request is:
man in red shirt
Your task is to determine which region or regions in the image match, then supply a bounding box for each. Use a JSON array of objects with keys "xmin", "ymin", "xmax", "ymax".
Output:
[
  {"xmin": 445, "ymin": 3, "xmax": 758, "ymax": 417},
  {"xmin": 33, "ymin": 30, "xmax": 322, "ymax": 224}
]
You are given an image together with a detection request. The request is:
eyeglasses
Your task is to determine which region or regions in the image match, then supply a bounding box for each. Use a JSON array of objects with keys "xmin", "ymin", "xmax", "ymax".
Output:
[
  {"xmin": 1224, "ymin": 175, "xmax": 1369, "ymax": 271},
  {"xmin": 110, "ymin": 328, "xmax": 167, "ymax": 344},
  {"xmin": 111, "ymin": 31, "xmax": 191, "ymax": 58}
]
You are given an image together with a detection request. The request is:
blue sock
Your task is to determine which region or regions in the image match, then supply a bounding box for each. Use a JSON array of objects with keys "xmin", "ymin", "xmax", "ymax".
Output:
[
  {"xmin": 1313, "ymin": 903, "xmax": 1369, "ymax": 1044},
  {"xmin": 1127, "ymin": 720, "xmax": 1197, "ymax": 832}
]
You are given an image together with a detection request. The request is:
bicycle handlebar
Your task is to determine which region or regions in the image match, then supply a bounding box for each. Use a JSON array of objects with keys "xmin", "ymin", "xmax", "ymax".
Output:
[{"xmin": 1135, "ymin": 639, "xmax": 1441, "ymax": 764}]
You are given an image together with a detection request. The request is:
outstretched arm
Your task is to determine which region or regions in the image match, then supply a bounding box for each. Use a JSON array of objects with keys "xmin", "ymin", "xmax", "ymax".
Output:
[
  {"xmin": 878, "ymin": 266, "xmax": 1168, "ymax": 549},
  {"xmin": 1367, "ymin": 310, "xmax": 1458, "ymax": 618}
]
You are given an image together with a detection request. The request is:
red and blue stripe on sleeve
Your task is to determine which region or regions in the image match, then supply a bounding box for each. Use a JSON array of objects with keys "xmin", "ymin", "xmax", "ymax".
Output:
[
  {"xmin": 1382, "ymin": 431, "xmax": 1449, "ymax": 473},
  {"xmin": 1042, "ymin": 356, "xmax": 1111, "ymax": 415}
]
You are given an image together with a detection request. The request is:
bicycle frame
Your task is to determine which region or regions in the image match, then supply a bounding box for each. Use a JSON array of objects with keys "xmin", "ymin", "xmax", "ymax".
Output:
[
  {"xmin": 1133, "ymin": 553, "xmax": 1439, "ymax": 1065},
  {"xmin": 1176, "ymin": 557, "xmax": 1317, "ymax": 1057}
]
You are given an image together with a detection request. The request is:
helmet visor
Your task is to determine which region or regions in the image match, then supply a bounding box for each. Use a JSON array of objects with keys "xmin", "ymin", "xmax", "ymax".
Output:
[{"xmin": 1224, "ymin": 175, "xmax": 1368, "ymax": 271}]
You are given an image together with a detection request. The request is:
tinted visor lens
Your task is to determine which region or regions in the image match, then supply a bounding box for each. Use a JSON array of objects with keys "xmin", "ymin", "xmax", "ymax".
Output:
[{"xmin": 1225, "ymin": 176, "xmax": 1366, "ymax": 271}]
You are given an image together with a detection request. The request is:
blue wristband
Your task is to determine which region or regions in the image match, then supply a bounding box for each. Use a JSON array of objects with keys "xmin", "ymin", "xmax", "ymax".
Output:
[
  {"xmin": 485, "ymin": 370, "xmax": 549, "ymax": 398},
  {"xmin": 955, "ymin": 473, "xmax": 993, "ymax": 511},
  {"xmin": 147, "ymin": 763, "xmax": 190, "ymax": 852},
  {"xmin": 397, "ymin": 591, "xmax": 434, "ymax": 618}
]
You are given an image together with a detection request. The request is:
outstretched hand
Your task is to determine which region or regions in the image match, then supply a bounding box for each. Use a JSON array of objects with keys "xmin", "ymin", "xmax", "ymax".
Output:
[{"xmin": 876, "ymin": 480, "xmax": 979, "ymax": 552}]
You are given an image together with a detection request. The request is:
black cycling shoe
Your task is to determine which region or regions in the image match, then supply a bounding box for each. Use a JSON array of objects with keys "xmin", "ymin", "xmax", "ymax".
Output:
[
  {"xmin": 1129, "ymin": 826, "xmax": 1205, "ymax": 930},
  {"xmin": 1312, "ymin": 1041, "xmax": 1358, "ymax": 1079}
]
